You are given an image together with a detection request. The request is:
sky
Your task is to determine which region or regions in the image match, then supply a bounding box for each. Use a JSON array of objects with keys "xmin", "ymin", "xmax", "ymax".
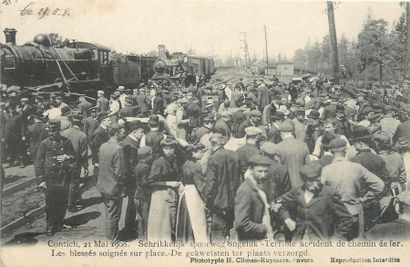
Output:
[{"xmin": 1, "ymin": 0, "xmax": 405, "ymax": 60}]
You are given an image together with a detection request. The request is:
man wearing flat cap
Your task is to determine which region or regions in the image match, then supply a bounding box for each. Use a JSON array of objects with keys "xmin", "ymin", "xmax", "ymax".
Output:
[
  {"xmin": 278, "ymin": 162, "xmax": 355, "ymax": 241},
  {"xmin": 234, "ymin": 155, "xmax": 275, "ymax": 240},
  {"xmin": 204, "ymin": 132, "xmax": 240, "ymax": 241},
  {"xmin": 78, "ymin": 94, "xmax": 93, "ymax": 120},
  {"xmin": 321, "ymin": 138, "xmax": 385, "ymax": 238},
  {"xmin": 61, "ymin": 114, "xmax": 89, "ymax": 212},
  {"xmin": 35, "ymin": 119, "xmax": 77, "ymax": 235},
  {"xmin": 366, "ymin": 191, "xmax": 410, "ymax": 240},
  {"xmin": 97, "ymin": 123, "xmax": 127, "ymax": 242},
  {"xmin": 96, "ymin": 90, "xmax": 109, "ymax": 113},
  {"xmin": 237, "ymin": 127, "xmax": 263, "ymax": 176},
  {"xmin": 237, "ymin": 109, "xmax": 262, "ymax": 138},
  {"xmin": 274, "ymin": 120, "xmax": 310, "ymax": 189}
]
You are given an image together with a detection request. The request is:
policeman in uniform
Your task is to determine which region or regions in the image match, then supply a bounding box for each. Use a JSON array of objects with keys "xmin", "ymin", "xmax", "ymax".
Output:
[{"xmin": 35, "ymin": 120, "xmax": 77, "ymax": 235}]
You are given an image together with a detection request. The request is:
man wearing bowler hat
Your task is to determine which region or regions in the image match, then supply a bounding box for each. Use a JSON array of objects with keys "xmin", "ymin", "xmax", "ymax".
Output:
[
  {"xmin": 234, "ymin": 155, "xmax": 275, "ymax": 240},
  {"xmin": 278, "ymin": 162, "xmax": 354, "ymax": 241},
  {"xmin": 35, "ymin": 119, "xmax": 77, "ymax": 235}
]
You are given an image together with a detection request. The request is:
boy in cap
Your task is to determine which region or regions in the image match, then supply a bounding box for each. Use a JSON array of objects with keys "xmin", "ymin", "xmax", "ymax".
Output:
[
  {"xmin": 279, "ymin": 162, "xmax": 355, "ymax": 241},
  {"xmin": 234, "ymin": 155, "xmax": 274, "ymax": 240},
  {"xmin": 35, "ymin": 119, "xmax": 77, "ymax": 235}
]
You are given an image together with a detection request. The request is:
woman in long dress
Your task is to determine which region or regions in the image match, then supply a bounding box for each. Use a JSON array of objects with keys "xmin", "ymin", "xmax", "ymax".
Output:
[
  {"xmin": 146, "ymin": 138, "xmax": 183, "ymax": 241},
  {"xmin": 176, "ymin": 143, "xmax": 209, "ymax": 242}
]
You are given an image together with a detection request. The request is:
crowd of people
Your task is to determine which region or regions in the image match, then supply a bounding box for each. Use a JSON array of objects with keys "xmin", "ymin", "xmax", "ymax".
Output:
[{"xmin": 1, "ymin": 74, "xmax": 410, "ymax": 243}]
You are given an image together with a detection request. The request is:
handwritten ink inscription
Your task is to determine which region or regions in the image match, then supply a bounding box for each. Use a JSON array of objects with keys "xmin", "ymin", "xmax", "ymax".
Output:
[
  {"xmin": 2, "ymin": 0, "xmax": 18, "ymax": 5},
  {"xmin": 19, "ymin": 1, "xmax": 72, "ymax": 19}
]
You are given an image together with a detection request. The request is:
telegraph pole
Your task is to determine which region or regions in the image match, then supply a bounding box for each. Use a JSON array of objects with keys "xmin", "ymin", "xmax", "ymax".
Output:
[
  {"xmin": 240, "ymin": 32, "xmax": 250, "ymax": 72},
  {"xmin": 405, "ymin": 2, "xmax": 410, "ymax": 79},
  {"xmin": 264, "ymin": 25, "xmax": 269, "ymax": 75},
  {"xmin": 327, "ymin": 1, "xmax": 339, "ymax": 83}
]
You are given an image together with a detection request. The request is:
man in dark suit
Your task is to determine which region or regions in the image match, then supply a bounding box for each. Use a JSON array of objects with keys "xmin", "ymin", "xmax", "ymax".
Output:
[
  {"xmin": 234, "ymin": 155, "xmax": 274, "ymax": 240},
  {"xmin": 278, "ymin": 162, "xmax": 355, "ymax": 241},
  {"xmin": 61, "ymin": 114, "xmax": 89, "ymax": 212},
  {"xmin": 393, "ymin": 109, "xmax": 410, "ymax": 144},
  {"xmin": 83, "ymin": 107, "xmax": 98, "ymax": 146},
  {"xmin": 275, "ymin": 121, "xmax": 311, "ymax": 189},
  {"xmin": 119, "ymin": 96, "xmax": 139, "ymax": 118},
  {"xmin": 91, "ymin": 113, "xmax": 112, "ymax": 180},
  {"xmin": 121, "ymin": 121, "xmax": 145, "ymax": 237},
  {"xmin": 144, "ymin": 115, "xmax": 164, "ymax": 158},
  {"xmin": 237, "ymin": 127, "xmax": 263, "ymax": 176},
  {"xmin": 204, "ymin": 132, "xmax": 240, "ymax": 241},
  {"xmin": 97, "ymin": 123, "xmax": 127, "ymax": 242}
]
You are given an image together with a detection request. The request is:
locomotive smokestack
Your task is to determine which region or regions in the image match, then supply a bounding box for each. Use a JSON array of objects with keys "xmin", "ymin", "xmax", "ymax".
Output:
[{"xmin": 4, "ymin": 28, "xmax": 17, "ymax": 45}]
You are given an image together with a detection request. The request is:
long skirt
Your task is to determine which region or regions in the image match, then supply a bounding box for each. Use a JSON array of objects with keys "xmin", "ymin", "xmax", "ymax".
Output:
[
  {"xmin": 147, "ymin": 188, "xmax": 178, "ymax": 241},
  {"xmin": 176, "ymin": 185, "xmax": 208, "ymax": 242}
]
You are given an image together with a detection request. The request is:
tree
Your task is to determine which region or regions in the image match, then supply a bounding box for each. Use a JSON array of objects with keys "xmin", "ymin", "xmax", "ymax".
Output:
[{"xmin": 357, "ymin": 18, "xmax": 390, "ymax": 83}]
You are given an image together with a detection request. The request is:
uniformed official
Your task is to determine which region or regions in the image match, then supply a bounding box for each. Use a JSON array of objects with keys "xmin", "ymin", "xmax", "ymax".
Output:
[{"xmin": 35, "ymin": 120, "xmax": 77, "ymax": 235}]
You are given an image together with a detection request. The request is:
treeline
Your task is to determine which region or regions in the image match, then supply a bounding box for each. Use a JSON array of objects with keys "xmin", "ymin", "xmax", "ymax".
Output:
[{"xmin": 293, "ymin": 9, "xmax": 408, "ymax": 82}]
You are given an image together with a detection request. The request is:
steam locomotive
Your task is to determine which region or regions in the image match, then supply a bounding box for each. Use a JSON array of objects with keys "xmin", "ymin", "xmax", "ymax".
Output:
[{"xmin": 0, "ymin": 28, "xmax": 215, "ymax": 96}]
